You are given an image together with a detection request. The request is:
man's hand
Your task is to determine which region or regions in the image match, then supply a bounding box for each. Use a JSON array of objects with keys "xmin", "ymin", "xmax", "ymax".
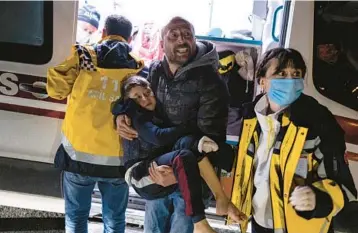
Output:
[
  {"xmin": 149, "ymin": 162, "xmax": 177, "ymax": 187},
  {"xmin": 198, "ymin": 136, "xmax": 219, "ymax": 153},
  {"xmin": 116, "ymin": 115, "xmax": 138, "ymax": 140},
  {"xmin": 290, "ymin": 186, "xmax": 316, "ymax": 211}
]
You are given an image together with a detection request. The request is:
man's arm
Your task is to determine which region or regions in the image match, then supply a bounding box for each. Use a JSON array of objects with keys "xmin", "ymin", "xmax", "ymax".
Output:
[
  {"xmin": 47, "ymin": 46, "xmax": 80, "ymax": 100},
  {"xmin": 197, "ymin": 67, "xmax": 230, "ymax": 143}
]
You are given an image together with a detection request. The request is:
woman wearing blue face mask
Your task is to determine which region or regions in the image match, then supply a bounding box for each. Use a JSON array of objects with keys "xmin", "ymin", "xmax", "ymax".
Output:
[{"xmin": 233, "ymin": 48, "xmax": 357, "ymax": 233}]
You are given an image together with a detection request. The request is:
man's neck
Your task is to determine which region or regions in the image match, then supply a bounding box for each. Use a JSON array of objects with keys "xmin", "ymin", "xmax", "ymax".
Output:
[{"xmin": 168, "ymin": 63, "xmax": 180, "ymax": 75}]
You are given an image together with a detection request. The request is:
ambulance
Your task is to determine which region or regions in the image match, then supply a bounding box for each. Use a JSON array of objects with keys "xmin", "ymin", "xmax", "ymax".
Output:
[{"xmin": 0, "ymin": 0, "xmax": 356, "ymax": 232}]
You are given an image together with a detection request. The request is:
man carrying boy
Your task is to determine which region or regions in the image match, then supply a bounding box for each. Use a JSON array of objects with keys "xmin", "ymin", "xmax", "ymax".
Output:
[{"xmin": 116, "ymin": 16, "xmax": 230, "ymax": 233}]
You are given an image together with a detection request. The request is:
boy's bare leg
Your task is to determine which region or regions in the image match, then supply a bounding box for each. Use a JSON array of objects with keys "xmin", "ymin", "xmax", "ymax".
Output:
[
  {"xmin": 194, "ymin": 219, "xmax": 217, "ymax": 233},
  {"xmin": 198, "ymin": 157, "xmax": 247, "ymax": 223},
  {"xmin": 198, "ymin": 157, "xmax": 228, "ymax": 214}
]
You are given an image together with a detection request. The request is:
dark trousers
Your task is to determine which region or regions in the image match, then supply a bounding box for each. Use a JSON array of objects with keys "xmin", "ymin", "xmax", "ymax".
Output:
[
  {"xmin": 130, "ymin": 149, "xmax": 205, "ymax": 223},
  {"xmin": 251, "ymin": 218, "xmax": 274, "ymax": 233}
]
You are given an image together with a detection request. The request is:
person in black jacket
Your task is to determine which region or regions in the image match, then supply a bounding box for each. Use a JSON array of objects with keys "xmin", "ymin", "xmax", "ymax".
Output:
[
  {"xmin": 112, "ymin": 75, "xmax": 245, "ymax": 233},
  {"xmin": 116, "ymin": 17, "xmax": 230, "ymax": 233}
]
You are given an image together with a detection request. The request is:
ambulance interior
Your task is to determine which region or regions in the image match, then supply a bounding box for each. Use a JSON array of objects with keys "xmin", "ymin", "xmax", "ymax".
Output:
[{"xmin": 0, "ymin": 0, "xmax": 357, "ymax": 231}]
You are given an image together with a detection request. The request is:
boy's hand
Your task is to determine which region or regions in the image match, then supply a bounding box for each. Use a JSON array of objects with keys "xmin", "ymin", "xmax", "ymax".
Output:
[{"xmin": 116, "ymin": 115, "xmax": 138, "ymax": 140}]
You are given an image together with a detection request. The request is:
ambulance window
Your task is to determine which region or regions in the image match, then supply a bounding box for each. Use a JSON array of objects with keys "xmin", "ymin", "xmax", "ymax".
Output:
[
  {"xmin": 313, "ymin": 1, "xmax": 358, "ymax": 111},
  {"xmin": 0, "ymin": 1, "xmax": 53, "ymax": 64}
]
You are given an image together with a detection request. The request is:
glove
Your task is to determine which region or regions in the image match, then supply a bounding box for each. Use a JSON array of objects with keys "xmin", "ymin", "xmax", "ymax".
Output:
[
  {"xmin": 198, "ymin": 136, "xmax": 219, "ymax": 153},
  {"xmin": 289, "ymin": 186, "xmax": 316, "ymax": 211}
]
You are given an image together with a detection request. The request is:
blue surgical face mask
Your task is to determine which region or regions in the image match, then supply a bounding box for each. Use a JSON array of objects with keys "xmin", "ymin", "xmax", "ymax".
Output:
[{"xmin": 267, "ymin": 78, "xmax": 304, "ymax": 107}]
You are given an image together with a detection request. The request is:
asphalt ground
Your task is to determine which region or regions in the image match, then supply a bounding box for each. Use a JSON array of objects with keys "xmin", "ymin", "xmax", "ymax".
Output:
[{"xmin": 0, "ymin": 206, "xmax": 143, "ymax": 233}]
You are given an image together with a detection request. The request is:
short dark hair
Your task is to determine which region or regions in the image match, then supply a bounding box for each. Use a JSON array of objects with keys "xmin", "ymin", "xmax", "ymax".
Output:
[
  {"xmin": 256, "ymin": 48, "xmax": 307, "ymax": 83},
  {"xmin": 120, "ymin": 75, "xmax": 150, "ymax": 98},
  {"xmin": 104, "ymin": 15, "xmax": 132, "ymax": 40}
]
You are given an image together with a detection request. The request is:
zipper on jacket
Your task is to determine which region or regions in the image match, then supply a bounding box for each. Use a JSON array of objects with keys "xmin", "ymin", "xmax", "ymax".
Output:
[
  {"xmin": 164, "ymin": 83, "xmax": 168, "ymax": 109},
  {"xmin": 267, "ymin": 116, "xmax": 275, "ymax": 152},
  {"xmin": 333, "ymin": 156, "xmax": 338, "ymax": 177}
]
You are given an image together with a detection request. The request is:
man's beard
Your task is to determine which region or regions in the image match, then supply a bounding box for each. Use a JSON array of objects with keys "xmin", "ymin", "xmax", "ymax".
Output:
[{"xmin": 166, "ymin": 44, "xmax": 192, "ymax": 65}]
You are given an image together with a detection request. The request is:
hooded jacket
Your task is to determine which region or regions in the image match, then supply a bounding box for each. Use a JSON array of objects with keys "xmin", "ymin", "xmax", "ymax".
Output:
[
  {"xmin": 146, "ymin": 41, "xmax": 231, "ymax": 169},
  {"xmin": 148, "ymin": 41, "xmax": 229, "ymax": 143},
  {"xmin": 47, "ymin": 35, "xmax": 144, "ymax": 178}
]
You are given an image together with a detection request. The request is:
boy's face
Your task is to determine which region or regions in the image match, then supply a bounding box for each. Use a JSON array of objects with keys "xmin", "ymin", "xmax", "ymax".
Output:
[{"xmin": 128, "ymin": 86, "xmax": 156, "ymax": 111}]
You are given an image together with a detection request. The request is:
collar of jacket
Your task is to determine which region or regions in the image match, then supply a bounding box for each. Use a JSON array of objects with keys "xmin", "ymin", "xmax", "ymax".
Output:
[
  {"xmin": 242, "ymin": 93, "xmax": 319, "ymax": 128},
  {"xmin": 97, "ymin": 35, "xmax": 127, "ymax": 44}
]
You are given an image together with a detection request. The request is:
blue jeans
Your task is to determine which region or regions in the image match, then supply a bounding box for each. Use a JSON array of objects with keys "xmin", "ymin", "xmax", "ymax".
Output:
[
  {"xmin": 144, "ymin": 190, "xmax": 193, "ymax": 233},
  {"xmin": 63, "ymin": 171, "xmax": 129, "ymax": 233}
]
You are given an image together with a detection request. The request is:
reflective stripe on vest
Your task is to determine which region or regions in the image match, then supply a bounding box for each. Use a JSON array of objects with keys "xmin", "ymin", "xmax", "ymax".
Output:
[{"xmin": 62, "ymin": 135, "xmax": 124, "ymax": 166}]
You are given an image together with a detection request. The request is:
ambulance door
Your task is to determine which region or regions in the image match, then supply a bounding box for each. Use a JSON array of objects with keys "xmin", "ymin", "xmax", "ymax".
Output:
[
  {"xmin": 0, "ymin": 1, "xmax": 77, "ymax": 163},
  {"xmin": 282, "ymin": 0, "xmax": 358, "ymax": 190}
]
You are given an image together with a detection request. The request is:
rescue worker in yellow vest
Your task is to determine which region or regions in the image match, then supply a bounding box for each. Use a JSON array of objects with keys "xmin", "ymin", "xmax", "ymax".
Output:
[
  {"xmin": 47, "ymin": 15, "xmax": 144, "ymax": 233},
  {"xmin": 231, "ymin": 48, "xmax": 357, "ymax": 233}
]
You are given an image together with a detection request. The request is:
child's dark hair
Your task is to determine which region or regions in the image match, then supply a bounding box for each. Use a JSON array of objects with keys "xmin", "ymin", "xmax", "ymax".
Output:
[
  {"xmin": 104, "ymin": 15, "xmax": 132, "ymax": 41},
  {"xmin": 256, "ymin": 48, "xmax": 307, "ymax": 83},
  {"xmin": 120, "ymin": 75, "xmax": 151, "ymax": 99}
]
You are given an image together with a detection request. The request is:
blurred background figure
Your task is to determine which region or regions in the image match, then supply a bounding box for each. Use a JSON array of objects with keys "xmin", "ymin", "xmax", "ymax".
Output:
[
  {"xmin": 76, "ymin": 4, "xmax": 101, "ymax": 44},
  {"xmin": 131, "ymin": 20, "xmax": 164, "ymax": 66}
]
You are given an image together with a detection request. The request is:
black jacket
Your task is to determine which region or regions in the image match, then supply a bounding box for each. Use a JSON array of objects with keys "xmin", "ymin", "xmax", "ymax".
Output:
[{"xmin": 147, "ymin": 41, "xmax": 230, "ymax": 145}]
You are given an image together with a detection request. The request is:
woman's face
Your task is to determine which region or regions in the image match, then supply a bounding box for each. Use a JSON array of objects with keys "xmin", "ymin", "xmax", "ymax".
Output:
[
  {"xmin": 128, "ymin": 85, "xmax": 156, "ymax": 111},
  {"xmin": 260, "ymin": 58, "xmax": 304, "ymax": 93}
]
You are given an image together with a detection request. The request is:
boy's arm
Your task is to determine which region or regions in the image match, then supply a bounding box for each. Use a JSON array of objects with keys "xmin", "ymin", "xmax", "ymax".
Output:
[
  {"xmin": 47, "ymin": 46, "xmax": 80, "ymax": 100},
  {"xmin": 133, "ymin": 117, "xmax": 189, "ymax": 147}
]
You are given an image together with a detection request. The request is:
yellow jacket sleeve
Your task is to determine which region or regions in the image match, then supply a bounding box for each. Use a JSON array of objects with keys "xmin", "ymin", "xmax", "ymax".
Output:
[{"xmin": 47, "ymin": 46, "xmax": 79, "ymax": 100}]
